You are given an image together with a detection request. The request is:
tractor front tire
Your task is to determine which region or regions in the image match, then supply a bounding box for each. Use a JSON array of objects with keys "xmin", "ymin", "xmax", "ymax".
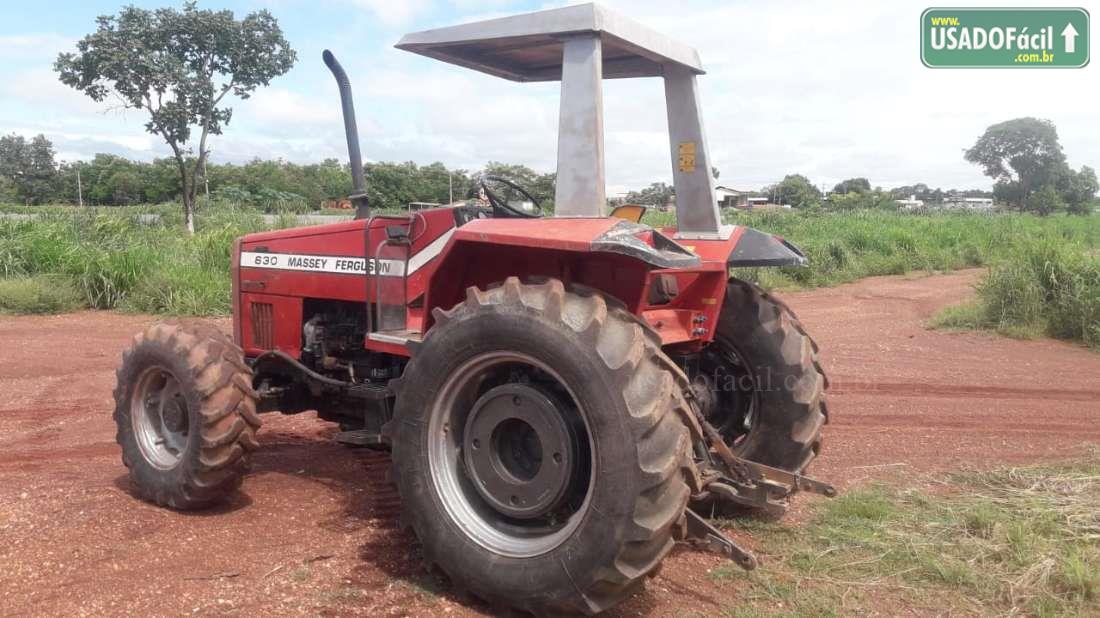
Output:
[
  {"xmin": 113, "ymin": 322, "xmax": 261, "ymax": 510},
  {"xmin": 714, "ymin": 279, "xmax": 828, "ymax": 472},
  {"xmin": 391, "ymin": 278, "xmax": 694, "ymax": 615}
]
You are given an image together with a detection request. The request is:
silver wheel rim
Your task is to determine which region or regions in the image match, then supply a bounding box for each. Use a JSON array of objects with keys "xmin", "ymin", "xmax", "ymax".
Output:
[
  {"xmin": 130, "ymin": 366, "xmax": 190, "ymax": 469},
  {"xmin": 427, "ymin": 351, "xmax": 594, "ymax": 558}
]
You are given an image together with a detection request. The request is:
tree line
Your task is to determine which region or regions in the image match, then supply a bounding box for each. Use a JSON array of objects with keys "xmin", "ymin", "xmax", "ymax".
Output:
[
  {"xmin": 0, "ymin": 132, "xmax": 555, "ymax": 212},
  {"xmin": 624, "ymin": 117, "xmax": 1096, "ymax": 215}
]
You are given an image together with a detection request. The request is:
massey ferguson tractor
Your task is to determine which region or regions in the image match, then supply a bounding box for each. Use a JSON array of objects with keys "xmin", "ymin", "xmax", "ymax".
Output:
[{"xmin": 113, "ymin": 4, "xmax": 831, "ymax": 614}]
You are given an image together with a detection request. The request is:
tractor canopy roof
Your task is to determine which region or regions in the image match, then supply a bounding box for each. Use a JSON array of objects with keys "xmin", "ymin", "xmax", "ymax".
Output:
[{"xmin": 395, "ymin": 2, "xmax": 704, "ymax": 82}]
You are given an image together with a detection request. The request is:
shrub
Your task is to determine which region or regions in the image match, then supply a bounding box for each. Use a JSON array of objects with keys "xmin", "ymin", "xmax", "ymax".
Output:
[
  {"xmin": 0, "ymin": 276, "xmax": 84, "ymax": 314},
  {"xmin": 933, "ymin": 238, "xmax": 1100, "ymax": 347}
]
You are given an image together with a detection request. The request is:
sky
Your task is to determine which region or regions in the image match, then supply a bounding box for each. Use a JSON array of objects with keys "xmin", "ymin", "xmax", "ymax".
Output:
[{"xmin": 0, "ymin": 0, "xmax": 1095, "ymax": 195}]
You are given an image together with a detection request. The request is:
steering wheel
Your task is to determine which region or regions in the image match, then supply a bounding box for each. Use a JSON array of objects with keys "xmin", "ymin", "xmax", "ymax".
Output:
[{"xmin": 478, "ymin": 175, "xmax": 543, "ymax": 218}]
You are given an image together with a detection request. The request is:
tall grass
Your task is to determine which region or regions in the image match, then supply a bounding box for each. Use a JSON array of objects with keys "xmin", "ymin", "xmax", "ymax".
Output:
[
  {"xmin": 2, "ymin": 205, "xmax": 1099, "ymax": 316},
  {"xmin": 641, "ymin": 209, "xmax": 1100, "ymax": 289},
  {"xmin": 932, "ymin": 238, "xmax": 1100, "ymax": 348},
  {"xmin": 0, "ymin": 207, "xmax": 267, "ymax": 315}
]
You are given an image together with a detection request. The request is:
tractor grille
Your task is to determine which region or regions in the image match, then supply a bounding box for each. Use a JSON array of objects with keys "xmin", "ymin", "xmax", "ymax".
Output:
[{"xmin": 250, "ymin": 302, "xmax": 274, "ymax": 349}]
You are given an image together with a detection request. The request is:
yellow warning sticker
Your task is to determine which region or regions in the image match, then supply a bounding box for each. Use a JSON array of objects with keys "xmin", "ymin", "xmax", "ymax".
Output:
[{"xmin": 678, "ymin": 142, "xmax": 696, "ymax": 172}]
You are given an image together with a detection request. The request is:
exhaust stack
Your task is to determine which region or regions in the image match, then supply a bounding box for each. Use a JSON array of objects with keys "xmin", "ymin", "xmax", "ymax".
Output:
[{"xmin": 322, "ymin": 50, "xmax": 369, "ymax": 218}]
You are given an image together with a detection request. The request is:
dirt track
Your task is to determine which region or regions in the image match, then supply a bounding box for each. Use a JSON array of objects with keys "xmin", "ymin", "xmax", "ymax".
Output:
[{"xmin": 2, "ymin": 269, "xmax": 1098, "ymax": 616}]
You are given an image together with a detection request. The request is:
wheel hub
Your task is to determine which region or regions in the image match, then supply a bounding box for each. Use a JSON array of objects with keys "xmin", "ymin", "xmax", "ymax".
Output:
[
  {"xmin": 462, "ymin": 383, "xmax": 575, "ymax": 520},
  {"xmin": 162, "ymin": 396, "xmax": 189, "ymax": 433},
  {"xmin": 131, "ymin": 367, "xmax": 190, "ymax": 469}
]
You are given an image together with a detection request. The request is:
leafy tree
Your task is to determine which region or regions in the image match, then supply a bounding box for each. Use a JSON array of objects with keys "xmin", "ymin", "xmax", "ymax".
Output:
[
  {"xmin": 1025, "ymin": 184, "xmax": 1065, "ymax": 216},
  {"xmin": 0, "ymin": 175, "xmax": 17, "ymax": 203},
  {"xmin": 832, "ymin": 177, "xmax": 871, "ymax": 195},
  {"xmin": 479, "ymin": 162, "xmax": 554, "ymax": 205},
  {"xmin": 1058, "ymin": 166, "xmax": 1098, "ymax": 215},
  {"xmin": 0, "ymin": 133, "xmax": 58, "ymax": 204},
  {"xmin": 625, "ymin": 182, "xmax": 675, "ymax": 206},
  {"xmin": 55, "ymin": 2, "xmax": 296, "ymax": 233},
  {"xmin": 826, "ymin": 190, "xmax": 896, "ymax": 212},
  {"xmin": 772, "ymin": 174, "xmax": 821, "ymax": 208},
  {"xmin": 965, "ymin": 118, "xmax": 1065, "ymax": 210}
]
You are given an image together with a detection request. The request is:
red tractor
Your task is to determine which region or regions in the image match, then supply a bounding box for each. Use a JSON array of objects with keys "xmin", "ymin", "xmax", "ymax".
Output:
[{"xmin": 113, "ymin": 4, "xmax": 831, "ymax": 615}]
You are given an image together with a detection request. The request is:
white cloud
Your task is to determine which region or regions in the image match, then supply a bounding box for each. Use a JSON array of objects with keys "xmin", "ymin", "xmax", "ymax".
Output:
[
  {"xmin": 238, "ymin": 87, "xmax": 340, "ymax": 130},
  {"xmin": 349, "ymin": 0, "xmax": 433, "ymax": 27},
  {"xmin": 0, "ymin": 33, "xmax": 75, "ymax": 60}
]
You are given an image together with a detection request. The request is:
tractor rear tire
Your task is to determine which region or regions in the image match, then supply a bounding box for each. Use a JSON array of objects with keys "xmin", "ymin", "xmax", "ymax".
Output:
[
  {"xmin": 390, "ymin": 278, "xmax": 694, "ymax": 615},
  {"xmin": 113, "ymin": 321, "xmax": 261, "ymax": 510},
  {"xmin": 712, "ymin": 279, "xmax": 828, "ymax": 472}
]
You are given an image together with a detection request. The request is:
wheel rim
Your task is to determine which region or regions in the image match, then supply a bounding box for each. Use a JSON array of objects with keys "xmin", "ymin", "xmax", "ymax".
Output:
[
  {"xmin": 427, "ymin": 351, "xmax": 593, "ymax": 558},
  {"xmin": 130, "ymin": 366, "xmax": 190, "ymax": 469},
  {"xmin": 695, "ymin": 336, "xmax": 757, "ymax": 448}
]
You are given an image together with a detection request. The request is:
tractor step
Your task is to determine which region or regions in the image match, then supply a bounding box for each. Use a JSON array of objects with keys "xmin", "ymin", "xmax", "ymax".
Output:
[
  {"xmin": 333, "ymin": 429, "xmax": 388, "ymax": 448},
  {"xmin": 368, "ymin": 330, "xmax": 422, "ymax": 346}
]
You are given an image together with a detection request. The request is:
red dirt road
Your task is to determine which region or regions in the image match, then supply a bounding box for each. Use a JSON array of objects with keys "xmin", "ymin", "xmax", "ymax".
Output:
[{"xmin": 2, "ymin": 269, "xmax": 1098, "ymax": 616}]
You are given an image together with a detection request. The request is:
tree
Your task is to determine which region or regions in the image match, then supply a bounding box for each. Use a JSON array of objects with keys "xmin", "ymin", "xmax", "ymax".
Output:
[
  {"xmin": 1059, "ymin": 165, "xmax": 1098, "ymax": 215},
  {"xmin": 832, "ymin": 177, "xmax": 871, "ymax": 195},
  {"xmin": 480, "ymin": 162, "xmax": 554, "ymax": 205},
  {"xmin": 772, "ymin": 174, "xmax": 821, "ymax": 208},
  {"xmin": 1025, "ymin": 183, "xmax": 1064, "ymax": 217},
  {"xmin": 965, "ymin": 118, "xmax": 1065, "ymax": 210},
  {"xmin": 0, "ymin": 133, "xmax": 58, "ymax": 204},
  {"xmin": 625, "ymin": 182, "xmax": 675, "ymax": 206},
  {"xmin": 55, "ymin": 2, "xmax": 296, "ymax": 232}
]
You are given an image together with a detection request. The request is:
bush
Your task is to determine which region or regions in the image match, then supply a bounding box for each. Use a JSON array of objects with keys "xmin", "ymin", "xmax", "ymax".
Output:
[
  {"xmin": 932, "ymin": 238, "xmax": 1100, "ymax": 347},
  {"xmin": 0, "ymin": 276, "xmax": 84, "ymax": 314}
]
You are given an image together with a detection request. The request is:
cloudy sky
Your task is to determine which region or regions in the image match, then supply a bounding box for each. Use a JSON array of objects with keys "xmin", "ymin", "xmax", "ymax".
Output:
[{"xmin": 0, "ymin": 0, "xmax": 1095, "ymax": 194}]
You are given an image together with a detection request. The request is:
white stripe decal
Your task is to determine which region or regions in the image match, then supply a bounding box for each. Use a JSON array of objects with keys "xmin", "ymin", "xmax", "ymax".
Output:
[
  {"xmin": 240, "ymin": 252, "xmax": 405, "ymax": 277},
  {"xmin": 239, "ymin": 227, "xmax": 457, "ymax": 278},
  {"xmin": 407, "ymin": 227, "xmax": 456, "ymax": 275}
]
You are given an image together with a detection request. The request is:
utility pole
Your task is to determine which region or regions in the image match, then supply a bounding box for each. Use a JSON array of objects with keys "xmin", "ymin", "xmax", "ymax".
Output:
[
  {"xmin": 76, "ymin": 168, "xmax": 83, "ymax": 207},
  {"xmin": 448, "ymin": 171, "xmax": 453, "ymax": 204}
]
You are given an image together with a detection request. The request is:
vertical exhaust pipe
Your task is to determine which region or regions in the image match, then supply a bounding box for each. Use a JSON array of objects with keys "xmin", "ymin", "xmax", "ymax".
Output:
[{"xmin": 322, "ymin": 50, "xmax": 369, "ymax": 218}]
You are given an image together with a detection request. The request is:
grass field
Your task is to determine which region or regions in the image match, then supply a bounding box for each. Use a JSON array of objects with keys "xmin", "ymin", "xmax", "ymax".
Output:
[
  {"xmin": 2, "ymin": 205, "xmax": 1099, "ymax": 329},
  {"xmin": 930, "ymin": 238, "xmax": 1100, "ymax": 348},
  {"xmin": 708, "ymin": 456, "xmax": 1100, "ymax": 617}
]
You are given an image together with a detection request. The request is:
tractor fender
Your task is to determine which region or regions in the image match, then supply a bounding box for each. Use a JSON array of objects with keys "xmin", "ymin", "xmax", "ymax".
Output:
[{"xmin": 725, "ymin": 226, "xmax": 808, "ymax": 268}]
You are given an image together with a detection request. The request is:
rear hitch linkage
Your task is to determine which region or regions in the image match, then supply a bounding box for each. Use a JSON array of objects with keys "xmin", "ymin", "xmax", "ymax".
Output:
[{"xmin": 679, "ymin": 394, "xmax": 838, "ymax": 570}]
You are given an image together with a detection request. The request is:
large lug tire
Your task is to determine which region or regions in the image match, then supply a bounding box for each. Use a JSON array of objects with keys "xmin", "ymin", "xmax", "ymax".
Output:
[
  {"xmin": 705, "ymin": 279, "xmax": 828, "ymax": 473},
  {"xmin": 113, "ymin": 321, "xmax": 261, "ymax": 510},
  {"xmin": 390, "ymin": 277, "xmax": 694, "ymax": 615}
]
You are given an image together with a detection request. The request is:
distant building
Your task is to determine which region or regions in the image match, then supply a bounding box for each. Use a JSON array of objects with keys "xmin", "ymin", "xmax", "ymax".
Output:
[
  {"xmin": 943, "ymin": 197, "xmax": 994, "ymax": 210},
  {"xmin": 896, "ymin": 195, "xmax": 925, "ymax": 210},
  {"xmin": 715, "ymin": 185, "xmax": 749, "ymax": 208}
]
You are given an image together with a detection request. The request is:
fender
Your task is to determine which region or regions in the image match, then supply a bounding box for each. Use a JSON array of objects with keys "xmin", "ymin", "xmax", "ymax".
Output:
[{"xmin": 726, "ymin": 227, "xmax": 808, "ymax": 268}]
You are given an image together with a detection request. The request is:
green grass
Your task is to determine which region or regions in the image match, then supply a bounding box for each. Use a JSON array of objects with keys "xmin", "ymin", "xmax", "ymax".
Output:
[
  {"xmin": 3, "ymin": 204, "xmax": 1099, "ymax": 316},
  {"xmin": 931, "ymin": 238, "xmax": 1100, "ymax": 348},
  {"xmin": 0, "ymin": 275, "xmax": 83, "ymax": 314},
  {"xmin": 0, "ymin": 205, "xmax": 270, "ymax": 315},
  {"xmin": 711, "ymin": 457, "xmax": 1100, "ymax": 616}
]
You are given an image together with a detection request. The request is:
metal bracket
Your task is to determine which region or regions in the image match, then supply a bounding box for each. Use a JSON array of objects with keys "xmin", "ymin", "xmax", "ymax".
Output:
[
  {"xmin": 683, "ymin": 508, "xmax": 757, "ymax": 570},
  {"xmin": 687, "ymin": 392, "xmax": 837, "ymax": 512}
]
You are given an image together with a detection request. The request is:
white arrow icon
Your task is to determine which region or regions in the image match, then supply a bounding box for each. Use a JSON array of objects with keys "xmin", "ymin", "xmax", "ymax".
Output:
[{"xmin": 1062, "ymin": 22, "xmax": 1079, "ymax": 53}]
